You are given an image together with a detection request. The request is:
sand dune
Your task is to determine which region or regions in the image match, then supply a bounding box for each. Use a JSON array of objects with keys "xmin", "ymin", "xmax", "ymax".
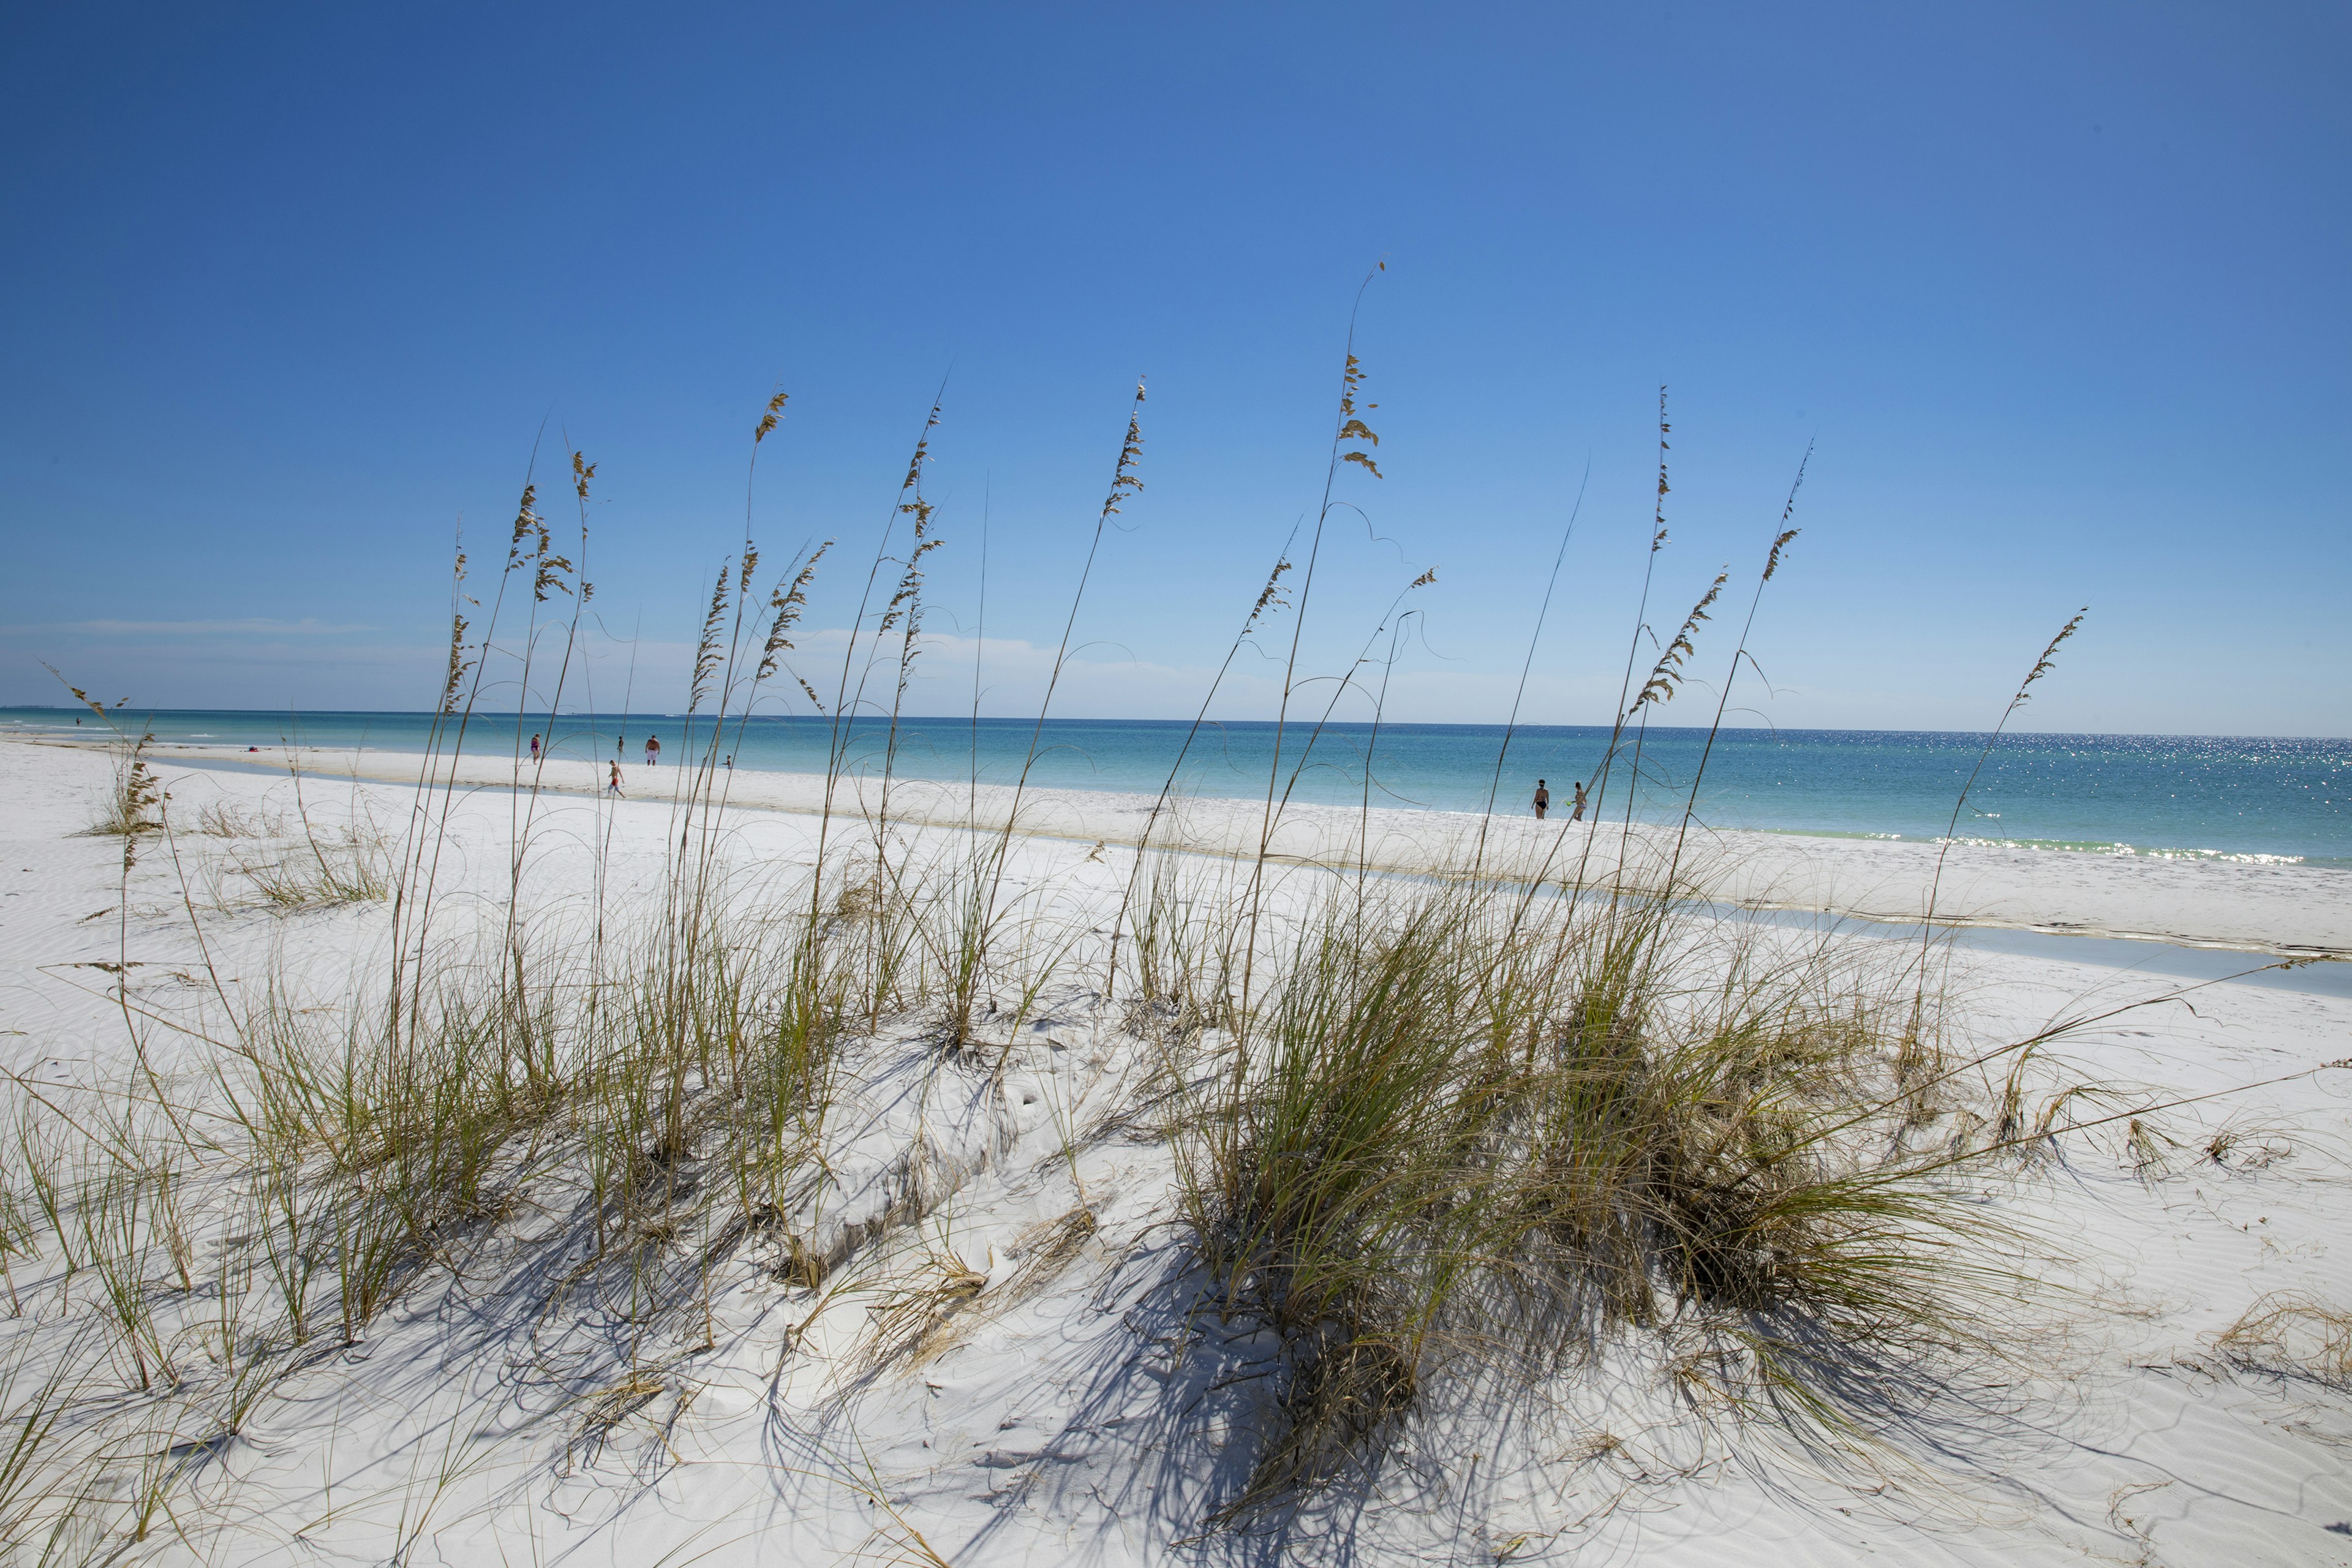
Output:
[{"xmin": 1, "ymin": 736, "xmax": 2348, "ymax": 1566}]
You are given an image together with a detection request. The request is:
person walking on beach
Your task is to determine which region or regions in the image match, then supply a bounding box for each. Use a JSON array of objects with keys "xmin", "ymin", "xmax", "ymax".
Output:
[
  {"xmin": 1571, "ymin": 780, "xmax": 1587, "ymax": 822},
  {"xmin": 529, "ymin": 733, "xmax": 541, "ymax": 761},
  {"xmin": 1533, "ymin": 779, "xmax": 1550, "ymax": 820},
  {"xmin": 644, "ymin": 734, "xmax": 660, "ymax": 767},
  {"xmin": 607, "ymin": 761, "xmax": 624, "ymax": 797}
]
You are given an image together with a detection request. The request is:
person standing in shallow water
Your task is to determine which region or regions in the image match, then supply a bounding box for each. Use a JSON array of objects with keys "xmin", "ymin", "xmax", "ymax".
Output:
[
  {"xmin": 1572, "ymin": 780, "xmax": 1587, "ymax": 821},
  {"xmin": 529, "ymin": 733, "xmax": 540, "ymax": 761},
  {"xmin": 644, "ymin": 734, "xmax": 660, "ymax": 767},
  {"xmin": 1533, "ymin": 778, "xmax": 1550, "ymax": 820}
]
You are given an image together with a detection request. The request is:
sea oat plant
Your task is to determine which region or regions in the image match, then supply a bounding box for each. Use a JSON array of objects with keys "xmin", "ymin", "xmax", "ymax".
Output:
[{"xmin": 13, "ymin": 316, "xmax": 2309, "ymax": 1568}]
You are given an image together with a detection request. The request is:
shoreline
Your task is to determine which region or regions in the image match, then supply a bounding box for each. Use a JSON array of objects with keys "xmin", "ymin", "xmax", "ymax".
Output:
[
  {"xmin": 10, "ymin": 731, "xmax": 2348, "ymax": 959},
  {"xmin": 6, "ymin": 715, "xmax": 2340, "ymax": 869}
]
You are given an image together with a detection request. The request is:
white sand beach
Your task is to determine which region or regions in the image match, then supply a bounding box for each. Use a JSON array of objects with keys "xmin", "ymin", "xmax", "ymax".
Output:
[
  {"xmin": 2, "ymin": 734, "xmax": 2348, "ymax": 1566},
  {"xmin": 12, "ymin": 0, "xmax": 2349, "ymax": 1559},
  {"xmin": 24, "ymin": 731, "xmax": 2350, "ymax": 957}
]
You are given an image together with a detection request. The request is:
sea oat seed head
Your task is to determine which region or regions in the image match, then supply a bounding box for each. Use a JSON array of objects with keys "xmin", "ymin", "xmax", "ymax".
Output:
[
  {"xmin": 689, "ymin": 564, "xmax": 731, "ymax": 710},
  {"xmin": 1249, "ymin": 557, "xmax": 1294, "ymax": 629},
  {"xmin": 1634, "ymin": 568, "xmax": 1728, "ymax": 710},
  {"xmin": 510, "ymin": 484, "xmax": 540, "ymax": 559},
  {"xmin": 2015, "ymin": 608, "xmax": 2088, "ymax": 703},
  {"xmin": 755, "ymin": 390, "xmax": 790, "ymax": 443}
]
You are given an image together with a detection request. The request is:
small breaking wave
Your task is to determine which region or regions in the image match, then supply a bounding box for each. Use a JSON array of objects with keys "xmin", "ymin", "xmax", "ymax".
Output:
[{"xmin": 1932, "ymin": 835, "xmax": 2305, "ymax": 865}]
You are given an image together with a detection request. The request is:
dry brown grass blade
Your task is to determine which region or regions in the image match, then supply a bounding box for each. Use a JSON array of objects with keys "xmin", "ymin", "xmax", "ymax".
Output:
[
  {"xmin": 862, "ymin": 1250, "xmax": 989, "ymax": 1373},
  {"xmin": 2214, "ymin": 1292, "xmax": 2352, "ymax": 1386}
]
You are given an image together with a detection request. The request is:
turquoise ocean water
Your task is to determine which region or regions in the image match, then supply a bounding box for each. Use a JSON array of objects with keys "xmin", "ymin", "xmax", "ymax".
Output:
[{"xmin": 7, "ymin": 708, "xmax": 2345, "ymax": 868}]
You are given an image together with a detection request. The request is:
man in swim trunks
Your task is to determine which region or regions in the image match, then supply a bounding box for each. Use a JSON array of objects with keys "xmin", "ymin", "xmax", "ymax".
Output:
[{"xmin": 1533, "ymin": 779, "xmax": 1550, "ymax": 820}]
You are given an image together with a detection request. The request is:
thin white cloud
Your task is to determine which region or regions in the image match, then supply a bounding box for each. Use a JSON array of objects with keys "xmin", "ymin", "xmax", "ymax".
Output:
[{"xmin": 67, "ymin": 617, "xmax": 377, "ymax": 636}]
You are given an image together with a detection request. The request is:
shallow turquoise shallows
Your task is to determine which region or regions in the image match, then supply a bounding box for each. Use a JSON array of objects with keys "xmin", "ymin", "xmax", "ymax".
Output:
[{"xmin": 5, "ymin": 709, "xmax": 2345, "ymax": 867}]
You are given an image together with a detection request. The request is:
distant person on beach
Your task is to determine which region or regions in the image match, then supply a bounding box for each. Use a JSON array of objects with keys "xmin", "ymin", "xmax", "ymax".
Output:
[
  {"xmin": 723, "ymin": 755, "xmax": 733, "ymax": 769},
  {"xmin": 608, "ymin": 761, "xmax": 624, "ymax": 796},
  {"xmin": 1571, "ymin": 781, "xmax": 1587, "ymax": 821},
  {"xmin": 1533, "ymin": 779, "xmax": 1550, "ymax": 820},
  {"xmin": 644, "ymin": 734, "xmax": 660, "ymax": 766},
  {"xmin": 529, "ymin": 733, "xmax": 540, "ymax": 761}
]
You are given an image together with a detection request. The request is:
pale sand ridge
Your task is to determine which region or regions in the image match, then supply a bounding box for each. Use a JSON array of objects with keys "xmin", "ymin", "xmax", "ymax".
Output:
[{"xmin": 18, "ymin": 733, "xmax": 2346, "ymax": 957}]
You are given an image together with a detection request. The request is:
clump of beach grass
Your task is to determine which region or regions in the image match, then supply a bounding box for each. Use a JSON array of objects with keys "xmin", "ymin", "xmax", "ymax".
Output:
[
  {"xmin": 79, "ymin": 734, "xmax": 164, "ymax": 844},
  {"xmin": 90, "ymin": 741, "xmax": 163, "ymax": 842},
  {"xmin": 42, "ymin": 668, "xmax": 162, "ymax": 844},
  {"xmin": 1172, "ymin": 851, "xmax": 2021, "ymax": 1512},
  {"xmin": 1129, "ymin": 345, "xmax": 2125, "ymax": 1518},
  {"xmin": 2215, "ymin": 1292, "xmax": 2352, "ymax": 1388},
  {"xmin": 229, "ymin": 823, "xmax": 390, "ymax": 910},
  {"xmin": 192, "ymin": 797, "xmax": 285, "ymax": 839},
  {"xmin": 859, "ymin": 1238, "xmax": 989, "ymax": 1373}
]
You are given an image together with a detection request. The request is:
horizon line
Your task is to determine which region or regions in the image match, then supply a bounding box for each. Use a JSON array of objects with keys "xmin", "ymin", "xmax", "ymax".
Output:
[{"xmin": 2, "ymin": 705, "xmax": 2346, "ymax": 744}]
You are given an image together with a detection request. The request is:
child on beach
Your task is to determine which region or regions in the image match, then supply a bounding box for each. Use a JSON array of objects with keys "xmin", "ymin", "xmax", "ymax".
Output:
[
  {"xmin": 1533, "ymin": 779, "xmax": 1550, "ymax": 820},
  {"xmin": 608, "ymin": 761, "xmax": 624, "ymax": 796}
]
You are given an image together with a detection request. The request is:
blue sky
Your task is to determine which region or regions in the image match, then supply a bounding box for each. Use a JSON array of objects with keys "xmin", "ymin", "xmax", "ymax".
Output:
[{"xmin": 2, "ymin": 2, "xmax": 2345, "ymax": 733}]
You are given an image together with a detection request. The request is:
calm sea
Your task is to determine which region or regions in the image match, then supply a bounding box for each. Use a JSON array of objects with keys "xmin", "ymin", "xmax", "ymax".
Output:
[{"xmin": 5, "ymin": 709, "xmax": 2345, "ymax": 867}]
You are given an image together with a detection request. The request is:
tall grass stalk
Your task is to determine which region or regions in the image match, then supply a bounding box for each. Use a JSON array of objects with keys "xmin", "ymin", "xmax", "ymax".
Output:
[
  {"xmin": 1237, "ymin": 271, "xmax": 1384, "ymax": 1041},
  {"xmin": 1902, "ymin": 608, "xmax": 2088, "ymax": 1060},
  {"xmin": 1566, "ymin": 386, "xmax": 1675, "ymax": 905},
  {"xmin": 1471, "ymin": 457, "xmax": 1591, "ymax": 872},
  {"xmin": 1656, "ymin": 450, "xmax": 1809, "ymax": 896}
]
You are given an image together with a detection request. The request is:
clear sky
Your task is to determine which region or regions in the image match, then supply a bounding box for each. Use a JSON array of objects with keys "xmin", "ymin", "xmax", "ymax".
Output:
[{"xmin": 2, "ymin": 3, "xmax": 2345, "ymax": 734}]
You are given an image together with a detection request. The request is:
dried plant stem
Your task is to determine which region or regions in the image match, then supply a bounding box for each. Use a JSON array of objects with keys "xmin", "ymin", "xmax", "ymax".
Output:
[{"xmin": 1904, "ymin": 608, "xmax": 2088, "ymax": 1050}]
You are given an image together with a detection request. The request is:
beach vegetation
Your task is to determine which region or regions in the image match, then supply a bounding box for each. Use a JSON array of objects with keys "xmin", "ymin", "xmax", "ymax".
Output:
[
  {"xmin": 190, "ymin": 798, "xmax": 284, "ymax": 839},
  {"xmin": 88, "ymin": 735, "xmax": 162, "ymax": 842},
  {"xmin": 2215, "ymin": 1292, "xmax": 2352, "ymax": 1388},
  {"xmin": 8, "ymin": 307, "xmax": 2332, "ymax": 1566},
  {"xmin": 227, "ymin": 821, "xmax": 390, "ymax": 911}
]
